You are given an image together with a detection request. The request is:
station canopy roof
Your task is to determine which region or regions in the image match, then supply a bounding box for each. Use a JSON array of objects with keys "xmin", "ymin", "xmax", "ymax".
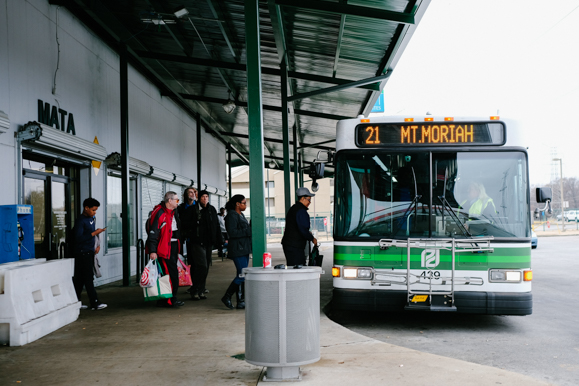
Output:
[{"xmin": 56, "ymin": 0, "xmax": 430, "ymax": 170}]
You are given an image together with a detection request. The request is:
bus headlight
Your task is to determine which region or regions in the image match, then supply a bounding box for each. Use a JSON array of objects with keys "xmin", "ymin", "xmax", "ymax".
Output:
[
  {"xmin": 489, "ymin": 269, "xmax": 522, "ymax": 283},
  {"xmin": 342, "ymin": 267, "xmax": 373, "ymax": 279}
]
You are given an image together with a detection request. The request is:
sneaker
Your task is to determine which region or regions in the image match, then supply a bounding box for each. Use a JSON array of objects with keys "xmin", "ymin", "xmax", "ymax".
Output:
[
  {"xmin": 203, "ymin": 289, "xmax": 209, "ymax": 294},
  {"xmin": 80, "ymin": 304, "xmax": 88, "ymax": 310},
  {"xmin": 92, "ymin": 303, "xmax": 107, "ymax": 310}
]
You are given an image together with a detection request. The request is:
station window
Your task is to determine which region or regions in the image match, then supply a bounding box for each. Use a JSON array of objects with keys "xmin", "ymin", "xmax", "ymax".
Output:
[{"xmin": 106, "ymin": 175, "xmax": 136, "ymax": 249}]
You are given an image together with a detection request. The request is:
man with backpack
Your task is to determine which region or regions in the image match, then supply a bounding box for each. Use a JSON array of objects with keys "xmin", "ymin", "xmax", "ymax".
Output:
[{"xmin": 146, "ymin": 191, "xmax": 184, "ymax": 308}]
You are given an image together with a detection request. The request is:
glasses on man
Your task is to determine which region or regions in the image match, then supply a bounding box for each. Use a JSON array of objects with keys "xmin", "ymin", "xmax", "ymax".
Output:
[
  {"xmin": 304, "ymin": 198, "xmax": 312, "ymax": 202},
  {"xmin": 172, "ymin": 198, "xmax": 180, "ymax": 203}
]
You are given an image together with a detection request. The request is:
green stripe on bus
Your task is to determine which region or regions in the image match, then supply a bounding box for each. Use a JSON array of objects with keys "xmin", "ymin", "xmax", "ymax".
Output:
[{"xmin": 334, "ymin": 244, "xmax": 531, "ymax": 270}]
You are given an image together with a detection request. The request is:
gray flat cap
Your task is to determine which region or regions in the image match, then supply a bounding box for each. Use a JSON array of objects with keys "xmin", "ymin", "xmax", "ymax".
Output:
[{"xmin": 296, "ymin": 187, "xmax": 315, "ymax": 197}]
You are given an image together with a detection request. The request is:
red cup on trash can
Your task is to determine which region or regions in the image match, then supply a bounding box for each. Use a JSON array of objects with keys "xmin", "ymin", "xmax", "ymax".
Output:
[{"xmin": 263, "ymin": 252, "xmax": 272, "ymax": 268}]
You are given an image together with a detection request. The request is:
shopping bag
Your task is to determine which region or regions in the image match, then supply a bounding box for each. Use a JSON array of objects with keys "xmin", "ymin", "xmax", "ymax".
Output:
[
  {"xmin": 177, "ymin": 254, "xmax": 192, "ymax": 287},
  {"xmin": 139, "ymin": 259, "xmax": 158, "ymax": 288},
  {"xmin": 143, "ymin": 261, "xmax": 172, "ymax": 301},
  {"xmin": 308, "ymin": 244, "xmax": 323, "ymax": 267}
]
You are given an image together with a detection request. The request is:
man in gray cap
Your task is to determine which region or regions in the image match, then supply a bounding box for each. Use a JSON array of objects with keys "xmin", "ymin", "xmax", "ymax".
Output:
[{"xmin": 281, "ymin": 187, "xmax": 318, "ymax": 266}]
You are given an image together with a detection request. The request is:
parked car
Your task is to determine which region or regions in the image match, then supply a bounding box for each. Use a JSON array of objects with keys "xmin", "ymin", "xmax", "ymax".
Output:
[
  {"xmin": 556, "ymin": 210, "xmax": 579, "ymax": 222},
  {"xmin": 531, "ymin": 230, "xmax": 538, "ymax": 249}
]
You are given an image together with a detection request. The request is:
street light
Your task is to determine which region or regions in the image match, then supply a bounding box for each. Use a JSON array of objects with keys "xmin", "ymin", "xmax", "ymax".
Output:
[{"xmin": 553, "ymin": 158, "xmax": 564, "ymax": 232}]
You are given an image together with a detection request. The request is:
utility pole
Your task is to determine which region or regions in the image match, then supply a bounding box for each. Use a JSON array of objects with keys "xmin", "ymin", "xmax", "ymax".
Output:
[{"xmin": 553, "ymin": 158, "xmax": 564, "ymax": 232}]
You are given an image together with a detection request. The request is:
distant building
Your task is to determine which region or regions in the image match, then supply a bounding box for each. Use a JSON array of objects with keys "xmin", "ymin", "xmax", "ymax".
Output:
[{"xmin": 229, "ymin": 166, "xmax": 334, "ymax": 237}]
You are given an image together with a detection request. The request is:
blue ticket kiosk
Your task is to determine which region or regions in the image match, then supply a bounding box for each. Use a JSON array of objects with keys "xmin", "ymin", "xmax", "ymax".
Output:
[{"xmin": 0, "ymin": 205, "xmax": 35, "ymax": 263}]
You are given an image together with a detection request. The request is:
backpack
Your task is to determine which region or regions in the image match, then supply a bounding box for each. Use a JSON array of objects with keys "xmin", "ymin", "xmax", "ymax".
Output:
[{"xmin": 145, "ymin": 206, "xmax": 164, "ymax": 235}]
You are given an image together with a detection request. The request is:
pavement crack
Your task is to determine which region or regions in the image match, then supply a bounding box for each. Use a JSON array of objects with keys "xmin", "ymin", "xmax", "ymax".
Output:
[{"xmin": 321, "ymin": 339, "xmax": 375, "ymax": 348}]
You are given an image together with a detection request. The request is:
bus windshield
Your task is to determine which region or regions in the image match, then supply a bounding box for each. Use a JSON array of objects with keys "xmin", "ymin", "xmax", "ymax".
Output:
[{"xmin": 334, "ymin": 150, "xmax": 530, "ymax": 240}]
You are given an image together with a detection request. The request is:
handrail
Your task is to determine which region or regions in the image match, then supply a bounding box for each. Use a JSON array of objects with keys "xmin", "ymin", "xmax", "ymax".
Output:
[
  {"xmin": 136, "ymin": 239, "xmax": 146, "ymax": 284},
  {"xmin": 59, "ymin": 241, "xmax": 66, "ymax": 259}
]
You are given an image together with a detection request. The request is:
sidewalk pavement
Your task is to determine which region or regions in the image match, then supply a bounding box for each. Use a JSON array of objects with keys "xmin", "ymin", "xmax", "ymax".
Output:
[{"xmin": 0, "ymin": 244, "xmax": 551, "ymax": 386}]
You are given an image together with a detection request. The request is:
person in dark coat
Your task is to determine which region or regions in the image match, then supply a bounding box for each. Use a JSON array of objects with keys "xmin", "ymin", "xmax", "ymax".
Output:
[
  {"xmin": 221, "ymin": 194, "xmax": 251, "ymax": 310},
  {"xmin": 281, "ymin": 187, "xmax": 318, "ymax": 266},
  {"xmin": 181, "ymin": 190, "xmax": 222, "ymax": 300},
  {"xmin": 72, "ymin": 198, "xmax": 107, "ymax": 310},
  {"xmin": 177, "ymin": 186, "xmax": 197, "ymax": 265}
]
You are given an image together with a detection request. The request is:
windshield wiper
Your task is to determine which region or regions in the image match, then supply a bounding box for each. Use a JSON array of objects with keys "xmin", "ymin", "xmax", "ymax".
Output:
[
  {"xmin": 437, "ymin": 168, "xmax": 472, "ymax": 238},
  {"xmin": 391, "ymin": 167, "xmax": 422, "ymax": 237}
]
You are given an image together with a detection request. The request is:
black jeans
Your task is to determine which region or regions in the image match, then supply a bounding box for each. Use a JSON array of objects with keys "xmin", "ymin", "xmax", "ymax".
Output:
[
  {"xmin": 157, "ymin": 241, "xmax": 179, "ymax": 306},
  {"xmin": 283, "ymin": 244, "xmax": 307, "ymax": 266},
  {"xmin": 73, "ymin": 251, "xmax": 100, "ymax": 307},
  {"xmin": 190, "ymin": 243, "xmax": 208, "ymax": 295}
]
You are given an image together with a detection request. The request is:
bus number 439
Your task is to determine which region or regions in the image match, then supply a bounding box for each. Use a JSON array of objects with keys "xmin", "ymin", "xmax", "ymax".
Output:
[{"xmin": 419, "ymin": 271, "xmax": 441, "ymax": 280}]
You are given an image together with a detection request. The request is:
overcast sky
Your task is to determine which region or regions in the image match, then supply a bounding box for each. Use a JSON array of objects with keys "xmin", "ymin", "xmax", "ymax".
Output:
[{"xmin": 380, "ymin": 0, "xmax": 579, "ymax": 184}]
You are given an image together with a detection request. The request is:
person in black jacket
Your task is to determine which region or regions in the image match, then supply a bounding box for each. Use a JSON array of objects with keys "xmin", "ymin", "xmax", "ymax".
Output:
[
  {"xmin": 282, "ymin": 187, "xmax": 318, "ymax": 266},
  {"xmin": 72, "ymin": 198, "xmax": 107, "ymax": 310},
  {"xmin": 177, "ymin": 186, "xmax": 197, "ymax": 265},
  {"xmin": 181, "ymin": 190, "xmax": 222, "ymax": 300},
  {"xmin": 221, "ymin": 194, "xmax": 251, "ymax": 310}
]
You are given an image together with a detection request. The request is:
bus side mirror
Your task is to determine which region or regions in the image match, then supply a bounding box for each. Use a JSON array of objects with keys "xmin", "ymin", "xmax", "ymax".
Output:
[
  {"xmin": 309, "ymin": 162, "xmax": 325, "ymax": 180},
  {"xmin": 309, "ymin": 162, "xmax": 325, "ymax": 192},
  {"xmin": 536, "ymin": 187, "xmax": 552, "ymax": 203}
]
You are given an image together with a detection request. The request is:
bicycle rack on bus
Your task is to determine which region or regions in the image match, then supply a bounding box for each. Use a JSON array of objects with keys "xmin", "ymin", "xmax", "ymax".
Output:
[{"xmin": 378, "ymin": 237, "xmax": 493, "ymax": 311}]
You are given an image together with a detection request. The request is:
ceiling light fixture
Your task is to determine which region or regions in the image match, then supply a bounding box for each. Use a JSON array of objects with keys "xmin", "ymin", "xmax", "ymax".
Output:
[
  {"xmin": 222, "ymin": 91, "xmax": 236, "ymax": 114},
  {"xmin": 173, "ymin": 6, "xmax": 189, "ymax": 18},
  {"xmin": 141, "ymin": 13, "xmax": 176, "ymax": 25}
]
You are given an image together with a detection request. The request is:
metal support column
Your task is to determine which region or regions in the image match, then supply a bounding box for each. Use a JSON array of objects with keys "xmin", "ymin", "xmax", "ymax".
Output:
[
  {"xmin": 281, "ymin": 60, "xmax": 291, "ymax": 213},
  {"xmin": 246, "ymin": 0, "xmax": 267, "ymax": 265},
  {"xmin": 196, "ymin": 114, "xmax": 202, "ymax": 191},
  {"xmin": 298, "ymin": 152, "xmax": 304, "ymax": 187},
  {"xmin": 228, "ymin": 143, "xmax": 232, "ymax": 200},
  {"xmin": 120, "ymin": 42, "xmax": 130, "ymax": 286},
  {"xmin": 292, "ymin": 124, "xmax": 298, "ymax": 202}
]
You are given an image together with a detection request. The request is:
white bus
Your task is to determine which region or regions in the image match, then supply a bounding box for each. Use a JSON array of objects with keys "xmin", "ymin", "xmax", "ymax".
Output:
[{"xmin": 327, "ymin": 115, "xmax": 541, "ymax": 314}]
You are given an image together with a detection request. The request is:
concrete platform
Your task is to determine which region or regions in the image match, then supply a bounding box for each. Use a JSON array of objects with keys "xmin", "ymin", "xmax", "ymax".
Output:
[{"xmin": 0, "ymin": 245, "xmax": 551, "ymax": 385}]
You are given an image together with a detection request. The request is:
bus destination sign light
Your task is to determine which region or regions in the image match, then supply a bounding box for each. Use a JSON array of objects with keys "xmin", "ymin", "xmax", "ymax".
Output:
[{"xmin": 355, "ymin": 121, "xmax": 506, "ymax": 147}]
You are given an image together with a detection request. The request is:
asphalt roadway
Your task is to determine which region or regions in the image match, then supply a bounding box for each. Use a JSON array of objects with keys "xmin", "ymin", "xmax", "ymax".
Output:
[
  {"xmin": 0, "ymin": 244, "xmax": 555, "ymax": 386},
  {"xmin": 330, "ymin": 236, "xmax": 579, "ymax": 386}
]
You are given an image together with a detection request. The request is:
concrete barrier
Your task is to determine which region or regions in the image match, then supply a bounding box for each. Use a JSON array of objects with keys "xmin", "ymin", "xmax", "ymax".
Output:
[{"xmin": 0, "ymin": 258, "xmax": 80, "ymax": 346}]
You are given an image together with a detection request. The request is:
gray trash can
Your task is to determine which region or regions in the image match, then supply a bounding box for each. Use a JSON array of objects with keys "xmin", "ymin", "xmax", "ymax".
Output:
[{"xmin": 243, "ymin": 266, "xmax": 322, "ymax": 381}]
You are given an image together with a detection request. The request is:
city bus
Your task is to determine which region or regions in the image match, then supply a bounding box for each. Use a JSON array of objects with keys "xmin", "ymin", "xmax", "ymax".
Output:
[{"xmin": 329, "ymin": 115, "xmax": 535, "ymax": 314}]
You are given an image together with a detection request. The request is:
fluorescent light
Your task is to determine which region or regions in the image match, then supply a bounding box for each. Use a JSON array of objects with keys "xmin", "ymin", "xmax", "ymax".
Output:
[{"xmin": 174, "ymin": 7, "xmax": 189, "ymax": 18}]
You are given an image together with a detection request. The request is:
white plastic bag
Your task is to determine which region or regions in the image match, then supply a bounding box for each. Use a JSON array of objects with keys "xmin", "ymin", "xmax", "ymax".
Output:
[{"xmin": 139, "ymin": 259, "xmax": 158, "ymax": 288}]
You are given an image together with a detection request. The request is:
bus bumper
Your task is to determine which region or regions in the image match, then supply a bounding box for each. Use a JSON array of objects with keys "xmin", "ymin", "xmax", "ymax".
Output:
[{"xmin": 332, "ymin": 289, "xmax": 532, "ymax": 315}]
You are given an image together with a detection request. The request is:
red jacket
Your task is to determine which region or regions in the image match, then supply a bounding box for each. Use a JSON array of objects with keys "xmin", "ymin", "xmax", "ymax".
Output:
[{"xmin": 145, "ymin": 204, "xmax": 179, "ymax": 258}]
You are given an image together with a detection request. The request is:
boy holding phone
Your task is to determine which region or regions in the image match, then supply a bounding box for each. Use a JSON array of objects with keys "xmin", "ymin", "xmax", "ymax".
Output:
[{"xmin": 72, "ymin": 198, "xmax": 107, "ymax": 310}]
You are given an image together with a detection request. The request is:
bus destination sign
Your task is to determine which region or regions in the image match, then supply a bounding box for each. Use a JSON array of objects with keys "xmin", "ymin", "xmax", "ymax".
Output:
[{"xmin": 355, "ymin": 122, "xmax": 506, "ymax": 147}]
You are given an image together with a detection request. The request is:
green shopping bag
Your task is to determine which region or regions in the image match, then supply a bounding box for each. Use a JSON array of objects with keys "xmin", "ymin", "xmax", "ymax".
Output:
[{"xmin": 143, "ymin": 260, "xmax": 173, "ymax": 301}]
